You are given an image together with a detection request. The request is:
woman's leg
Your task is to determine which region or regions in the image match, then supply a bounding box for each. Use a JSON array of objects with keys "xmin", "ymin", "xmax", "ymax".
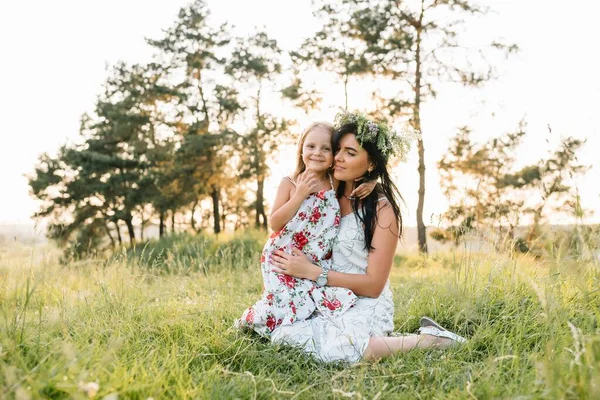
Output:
[{"xmin": 362, "ymin": 334, "xmax": 454, "ymax": 360}]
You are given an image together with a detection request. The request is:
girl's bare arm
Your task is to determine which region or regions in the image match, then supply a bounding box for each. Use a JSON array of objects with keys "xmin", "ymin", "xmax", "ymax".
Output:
[{"xmin": 269, "ymin": 172, "xmax": 318, "ymax": 231}]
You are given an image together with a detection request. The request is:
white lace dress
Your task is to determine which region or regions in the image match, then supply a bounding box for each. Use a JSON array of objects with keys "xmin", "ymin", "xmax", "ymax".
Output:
[{"xmin": 270, "ymin": 211, "xmax": 395, "ymax": 363}]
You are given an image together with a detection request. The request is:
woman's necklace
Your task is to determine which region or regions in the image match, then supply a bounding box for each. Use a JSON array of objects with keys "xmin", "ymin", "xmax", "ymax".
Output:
[{"xmin": 343, "ymin": 182, "xmax": 356, "ymax": 200}]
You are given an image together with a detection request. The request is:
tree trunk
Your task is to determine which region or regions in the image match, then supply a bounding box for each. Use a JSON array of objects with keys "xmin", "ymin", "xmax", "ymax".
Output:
[
  {"xmin": 104, "ymin": 223, "xmax": 115, "ymax": 248},
  {"xmin": 191, "ymin": 200, "xmax": 198, "ymax": 231},
  {"xmin": 211, "ymin": 186, "xmax": 221, "ymax": 234},
  {"xmin": 254, "ymin": 83, "xmax": 267, "ymax": 230},
  {"xmin": 159, "ymin": 211, "xmax": 165, "ymax": 238},
  {"xmin": 140, "ymin": 211, "xmax": 145, "ymax": 242},
  {"xmin": 197, "ymin": 70, "xmax": 210, "ymax": 133},
  {"xmin": 171, "ymin": 211, "xmax": 176, "ymax": 234},
  {"xmin": 527, "ymin": 208, "xmax": 543, "ymax": 243},
  {"xmin": 343, "ymin": 74, "xmax": 349, "ymax": 110},
  {"xmin": 414, "ymin": 2, "xmax": 428, "ymax": 254},
  {"xmin": 124, "ymin": 216, "xmax": 135, "ymax": 244},
  {"xmin": 256, "ymin": 177, "xmax": 267, "ymax": 229},
  {"xmin": 416, "ymin": 138, "xmax": 427, "ymax": 253},
  {"xmin": 115, "ymin": 221, "xmax": 123, "ymax": 246}
]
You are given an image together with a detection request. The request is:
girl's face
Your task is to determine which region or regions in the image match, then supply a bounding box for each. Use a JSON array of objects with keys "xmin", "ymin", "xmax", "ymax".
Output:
[
  {"xmin": 333, "ymin": 133, "xmax": 372, "ymax": 181},
  {"xmin": 302, "ymin": 127, "xmax": 334, "ymax": 172}
]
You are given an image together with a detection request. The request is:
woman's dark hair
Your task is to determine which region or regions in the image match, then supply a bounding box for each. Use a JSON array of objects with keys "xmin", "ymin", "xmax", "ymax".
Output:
[{"xmin": 333, "ymin": 123, "xmax": 403, "ymax": 251}]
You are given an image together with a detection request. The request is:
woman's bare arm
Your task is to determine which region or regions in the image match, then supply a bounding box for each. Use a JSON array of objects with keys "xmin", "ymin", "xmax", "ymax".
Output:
[
  {"xmin": 319, "ymin": 203, "xmax": 397, "ymax": 297},
  {"xmin": 271, "ymin": 201, "xmax": 399, "ymax": 298}
]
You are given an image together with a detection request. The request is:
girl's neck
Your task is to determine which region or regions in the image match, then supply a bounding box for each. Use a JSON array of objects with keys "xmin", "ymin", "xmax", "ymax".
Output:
[{"xmin": 310, "ymin": 169, "xmax": 328, "ymax": 180}]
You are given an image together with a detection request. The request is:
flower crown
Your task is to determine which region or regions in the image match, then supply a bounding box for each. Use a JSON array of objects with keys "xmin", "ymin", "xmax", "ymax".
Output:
[{"xmin": 333, "ymin": 110, "xmax": 419, "ymax": 162}]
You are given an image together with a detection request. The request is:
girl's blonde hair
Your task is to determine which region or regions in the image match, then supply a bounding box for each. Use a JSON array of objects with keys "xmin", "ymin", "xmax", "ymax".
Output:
[{"xmin": 293, "ymin": 122, "xmax": 335, "ymax": 179}]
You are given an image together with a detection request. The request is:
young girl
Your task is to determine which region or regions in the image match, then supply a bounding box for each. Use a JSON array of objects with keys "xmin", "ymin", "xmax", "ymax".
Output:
[{"xmin": 236, "ymin": 122, "xmax": 375, "ymax": 338}]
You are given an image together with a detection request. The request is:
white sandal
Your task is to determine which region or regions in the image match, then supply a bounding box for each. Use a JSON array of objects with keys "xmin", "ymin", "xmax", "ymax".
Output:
[
  {"xmin": 420, "ymin": 316, "xmax": 447, "ymax": 330},
  {"xmin": 418, "ymin": 317, "xmax": 467, "ymax": 343}
]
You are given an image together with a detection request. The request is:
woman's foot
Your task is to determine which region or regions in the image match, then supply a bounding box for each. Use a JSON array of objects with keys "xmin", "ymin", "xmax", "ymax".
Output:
[{"xmin": 418, "ymin": 316, "xmax": 467, "ymax": 344}]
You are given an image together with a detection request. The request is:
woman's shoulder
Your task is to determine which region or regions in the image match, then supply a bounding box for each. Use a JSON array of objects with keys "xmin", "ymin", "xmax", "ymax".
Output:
[
  {"xmin": 372, "ymin": 186, "xmax": 389, "ymax": 205},
  {"xmin": 370, "ymin": 189, "xmax": 395, "ymax": 218},
  {"xmin": 374, "ymin": 197, "xmax": 391, "ymax": 220},
  {"xmin": 372, "ymin": 192, "xmax": 399, "ymax": 234}
]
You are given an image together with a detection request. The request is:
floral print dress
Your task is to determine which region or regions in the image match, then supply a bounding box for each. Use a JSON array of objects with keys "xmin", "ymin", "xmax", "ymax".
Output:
[
  {"xmin": 236, "ymin": 175, "xmax": 358, "ymax": 338},
  {"xmin": 270, "ymin": 209, "xmax": 395, "ymax": 364}
]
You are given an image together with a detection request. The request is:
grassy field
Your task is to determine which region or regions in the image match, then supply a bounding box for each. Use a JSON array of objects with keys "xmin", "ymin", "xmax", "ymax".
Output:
[{"xmin": 1, "ymin": 232, "xmax": 599, "ymax": 399}]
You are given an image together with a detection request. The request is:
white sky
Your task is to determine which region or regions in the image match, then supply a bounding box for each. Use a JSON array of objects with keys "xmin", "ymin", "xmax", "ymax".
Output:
[{"xmin": 1, "ymin": 0, "xmax": 599, "ymax": 228}]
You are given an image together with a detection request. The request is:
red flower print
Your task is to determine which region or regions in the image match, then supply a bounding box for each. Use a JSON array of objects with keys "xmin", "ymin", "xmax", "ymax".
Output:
[
  {"xmin": 266, "ymin": 315, "xmax": 276, "ymax": 331},
  {"xmin": 322, "ymin": 298, "xmax": 341, "ymax": 311},
  {"xmin": 316, "ymin": 190, "xmax": 326, "ymax": 200},
  {"xmin": 260, "ymin": 253, "xmax": 266, "ymax": 263},
  {"xmin": 245, "ymin": 307, "xmax": 255, "ymax": 324},
  {"xmin": 290, "ymin": 301, "xmax": 297, "ymax": 315},
  {"xmin": 334, "ymin": 214, "xmax": 340, "ymax": 227},
  {"xmin": 310, "ymin": 209, "xmax": 322, "ymax": 223},
  {"xmin": 324, "ymin": 250, "xmax": 332, "ymax": 260},
  {"xmin": 266, "ymin": 293, "xmax": 274, "ymax": 301},
  {"xmin": 293, "ymin": 232, "xmax": 309, "ymax": 250},
  {"xmin": 278, "ymin": 273, "xmax": 297, "ymax": 289},
  {"xmin": 270, "ymin": 229, "xmax": 282, "ymax": 239},
  {"xmin": 298, "ymin": 212, "xmax": 307, "ymax": 220}
]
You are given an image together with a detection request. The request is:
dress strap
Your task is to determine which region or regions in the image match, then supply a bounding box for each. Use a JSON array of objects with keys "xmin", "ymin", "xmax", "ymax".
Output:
[
  {"xmin": 283, "ymin": 176, "xmax": 296, "ymax": 186},
  {"xmin": 328, "ymin": 173, "xmax": 335, "ymax": 190}
]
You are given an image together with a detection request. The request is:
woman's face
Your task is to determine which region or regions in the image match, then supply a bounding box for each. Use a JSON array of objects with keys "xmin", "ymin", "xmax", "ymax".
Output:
[
  {"xmin": 302, "ymin": 127, "xmax": 334, "ymax": 172},
  {"xmin": 333, "ymin": 133, "xmax": 371, "ymax": 181}
]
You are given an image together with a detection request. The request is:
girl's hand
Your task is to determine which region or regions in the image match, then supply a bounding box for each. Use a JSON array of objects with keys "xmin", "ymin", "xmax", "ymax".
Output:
[
  {"xmin": 270, "ymin": 248, "xmax": 320, "ymax": 280},
  {"xmin": 294, "ymin": 170, "xmax": 319, "ymax": 199},
  {"xmin": 352, "ymin": 179, "xmax": 377, "ymax": 199}
]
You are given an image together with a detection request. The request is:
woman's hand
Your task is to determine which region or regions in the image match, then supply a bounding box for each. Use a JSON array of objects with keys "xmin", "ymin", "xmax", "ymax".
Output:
[
  {"xmin": 294, "ymin": 170, "xmax": 319, "ymax": 199},
  {"xmin": 270, "ymin": 248, "xmax": 321, "ymax": 280},
  {"xmin": 352, "ymin": 179, "xmax": 377, "ymax": 199}
]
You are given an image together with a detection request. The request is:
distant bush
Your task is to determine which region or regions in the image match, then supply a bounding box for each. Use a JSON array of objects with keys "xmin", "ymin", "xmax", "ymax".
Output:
[{"xmin": 115, "ymin": 230, "xmax": 267, "ymax": 274}]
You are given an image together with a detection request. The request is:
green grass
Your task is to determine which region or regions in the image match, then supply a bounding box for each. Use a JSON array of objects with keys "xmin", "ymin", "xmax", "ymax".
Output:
[{"xmin": 1, "ymin": 232, "xmax": 599, "ymax": 399}]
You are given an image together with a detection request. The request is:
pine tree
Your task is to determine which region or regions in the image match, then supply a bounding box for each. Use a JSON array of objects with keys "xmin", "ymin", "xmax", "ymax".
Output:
[
  {"xmin": 315, "ymin": 0, "xmax": 518, "ymax": 252},
  {"xmin": 226, "ymin": 31, "xmax": 291, "ymax": 229}
]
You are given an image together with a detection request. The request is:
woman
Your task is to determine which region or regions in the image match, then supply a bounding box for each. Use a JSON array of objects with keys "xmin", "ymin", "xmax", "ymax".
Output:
[{"xmin": 270, "ymin": 110, "xmax": 466, "ymax": 363}]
